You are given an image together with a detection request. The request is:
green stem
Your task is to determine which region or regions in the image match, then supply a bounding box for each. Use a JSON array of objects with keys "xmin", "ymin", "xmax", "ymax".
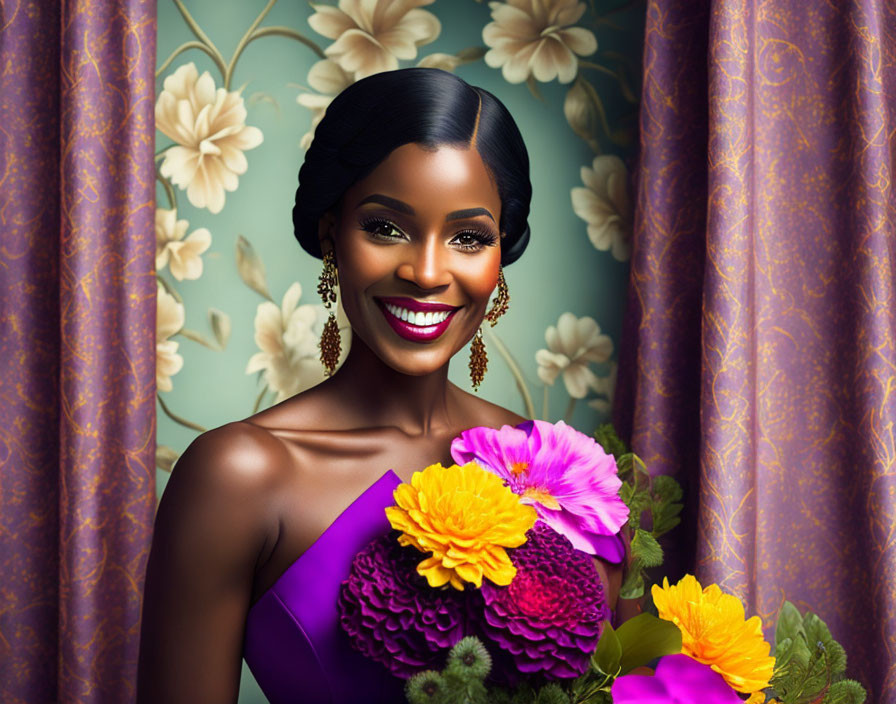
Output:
[
  {"xmin": 579, "ymin": 78, "xmax": 616, "ymax": 146},
  {"xmin": 563, "ymin": 396, "xmax": 577, "ymax": 424},
  {"xmin": 157, "ymin": 394, "xmax": 208, "ymax": 433},
  {"xmin": 155, "ymin": 167, "xmax": 177, "ymax": 210},
  {"xmin": 171, "ymin": 0, "xmax": 228, "ymax": 80},
  {"xmin": 224, "ymin": 0, "xmax": 278, "ymax": 90},
  {"xmin": 246, "ymin": 26, "xmax": 326, "ymax": 60},
  {"xmin": 542, "ymin": 384, "xmax": 550, "ymax": 421},
  {"xmin": 155, "ymin": 273, "xmax": 183, "ymax": 303},
  {"xmin": 578, "ymin": 60, "xmax": 618, "ymax": 79},
  {"xmin": 156, "ymin": 40, "xmax": 221, "ymax": 78},
  {"xmin": 482, "ymin": 327, "xmax": 535, "ymax": 419},
  {"xmin": 600, "ymin": 0, "xmax": 643, "ymax": 17},
  {"xmin": 252, "ymin": 384, "xmax": 270, "ymax": 413},
  {"xmin": 177, "ymin": 327, "xmax": 217, "ymax": 349},
  {"xmin": 579, "ymin": 59, "xmax": 638, "ymax": 104}
]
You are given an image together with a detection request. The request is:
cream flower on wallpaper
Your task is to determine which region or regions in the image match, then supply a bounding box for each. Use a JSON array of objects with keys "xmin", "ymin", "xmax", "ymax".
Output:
[
  {"xmin": 296, "ymin": 59, "xmax": 354, "ymax": 149},
  {"xmin": 157, "ymin": 284, "xmax": 185, "ymax": 393},
  {"xmin": 483, "ymin": 0, "xmax": 597, "ymax": 84},
  {"xmin": 155, "ymin": 62, "xmax": 264, "ymax": 214},
  {"xmin": 155, "ymin": 208, "xmax": 212, "ymax": 281},
  {"xmin": 571, "ymin": 154, "xmax": 632, "ymax": 262},
  {"xmin": 587, "ymin": 361, "xmax": 617, "ymax": 414},
  {"xmin": 308, "ymin": 0, "xmax": 441, "ymax": 79},
  {"xmin": 535, "ymin": 313, "xmax": 613, "ymax": 399},
  {"xmin": 246, "ymin": 282, "xmax": 350, "ymax": 401}
]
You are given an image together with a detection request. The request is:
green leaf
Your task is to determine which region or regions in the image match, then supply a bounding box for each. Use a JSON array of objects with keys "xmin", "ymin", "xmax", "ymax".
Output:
[
  {"xmin": 776, "ymin": 601, "xmax": 804, "ymax": 645},
  {"xmin": 651, "ymin": 505, "xmax": 682, "ymax": 537},
  {"xmin": 526, "ymin": 75, "xmax": 544, "ymax": 101},
  {"xmin": 615, "ymin": 613, "xmax": 682, "ymax": 675},
  {"xmin": 455, "ymin": 45, "xmax": 488, "ymax": 63},
  {"xmin": 177, "ymin": 326, "xmax": 217, "ymax": 349},
  {"xmin": 790, "ymin": 633, "xmax": 813, "ymax": 669},
  {"xmin": 235, "ymin": 235, "xmax": 272, "ymax": 300},
  {"xmin": 208, "ymin": 307, "xmax": 231, "ymax": 350},
  {"xmin": 593, "ymin": 423, "xmax": 627, "ymax": 459},
  {"xmin": 826, "ymin": 679, "xmax": 867, "ymax": 704},
  {"xmin": 631, "ymin": 529, "xmax": 663, "ymax": 568},
  {"xmin": 590, "ymin": 621, "xmax": 622, "ymax": 676},
  {"xmin": 824, "ymin": 639, "xmax": 847, "ymax": 676},
  {"xmin": 652, "ymin": 475, "xmax": 683, "ymax": 503},
  {"xmin": 803, "ymin": 612, "xmax": 833, "ymax": 646}
]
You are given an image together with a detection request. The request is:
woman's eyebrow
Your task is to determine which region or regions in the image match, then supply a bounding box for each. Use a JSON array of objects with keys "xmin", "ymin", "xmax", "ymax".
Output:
[
  {"xmin": 446, "ymin": 207, "xmax": 495, "ymax": 223},
  {"xmin": 357, "ymin": 194, "xmax": 414, "ymax": 214},
  {"xmin": 356, "ymin": 195, "xmax": 496, "ymax": 223}
]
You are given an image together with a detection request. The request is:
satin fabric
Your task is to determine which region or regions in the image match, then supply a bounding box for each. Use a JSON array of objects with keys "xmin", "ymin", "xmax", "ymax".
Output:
[{"xmin": 243, "ymin": 470, "xmax": 406, "ymax": 704}]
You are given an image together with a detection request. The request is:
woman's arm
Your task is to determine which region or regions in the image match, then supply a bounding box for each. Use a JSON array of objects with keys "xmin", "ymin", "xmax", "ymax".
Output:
[{"xmin": 137, "ymin": 422, "xmax": 285, "ymax": 704}]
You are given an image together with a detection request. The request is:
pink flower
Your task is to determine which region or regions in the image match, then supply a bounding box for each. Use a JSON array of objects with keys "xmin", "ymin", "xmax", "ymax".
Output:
[
  {"xmin": 611, "ymin": 654, "xmax": 745, "ymax": 704},
  {"xmin": 451, "ymin": 420, "xmax": 628, "ymax": 560}
]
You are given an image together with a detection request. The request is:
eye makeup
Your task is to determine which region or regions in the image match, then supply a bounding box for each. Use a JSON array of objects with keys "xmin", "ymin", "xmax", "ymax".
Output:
[{"xmin": 358, "ymin": 215, "xmax": 498, "ymax": 252}]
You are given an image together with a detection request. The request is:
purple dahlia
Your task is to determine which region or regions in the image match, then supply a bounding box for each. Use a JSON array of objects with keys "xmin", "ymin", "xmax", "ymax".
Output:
[
  {"xmin": 338, "ymin": 532, "xmax": 473, "ymax": 678},
  {"xmin": 476, "ymin": 523, "xmax": 609, "ymax": 681}
]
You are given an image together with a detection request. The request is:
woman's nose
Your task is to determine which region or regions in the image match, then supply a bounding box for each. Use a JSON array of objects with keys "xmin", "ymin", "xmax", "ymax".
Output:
[{"xmin": 395, "ymin": 236, "xmax": 451, "ymax": 290}]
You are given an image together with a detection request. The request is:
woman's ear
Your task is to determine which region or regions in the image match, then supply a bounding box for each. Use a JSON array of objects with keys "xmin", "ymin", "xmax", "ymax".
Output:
[{"xmin": 318, "ymin": 211, "xmax": 336, "ymax": 256}]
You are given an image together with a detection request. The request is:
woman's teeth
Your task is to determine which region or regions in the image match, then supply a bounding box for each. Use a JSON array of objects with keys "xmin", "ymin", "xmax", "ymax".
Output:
[{"xmin": 384, "ymin": 303, "xmax": 450, "ymax": 327}]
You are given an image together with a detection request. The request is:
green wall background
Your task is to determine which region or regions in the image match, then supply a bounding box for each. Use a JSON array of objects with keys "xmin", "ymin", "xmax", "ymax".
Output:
[{"xmin": 154, "ymin": 2, "xmax": 643, "ymax": 700}]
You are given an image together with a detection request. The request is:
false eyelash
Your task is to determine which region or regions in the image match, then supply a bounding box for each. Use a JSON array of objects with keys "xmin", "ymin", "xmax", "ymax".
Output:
[
  {"xmin": 452, "ymin": 229, "xmax": 499, "ymax": 251},
  {"xmin": 359, "ymin": 216, "xmax": 405, "ymax": 238}
]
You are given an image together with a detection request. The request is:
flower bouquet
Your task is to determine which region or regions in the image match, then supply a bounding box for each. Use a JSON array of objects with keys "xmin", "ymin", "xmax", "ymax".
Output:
[{"xmin": 337, "ymin": 421, "xmax": 867, "ymax": 704}]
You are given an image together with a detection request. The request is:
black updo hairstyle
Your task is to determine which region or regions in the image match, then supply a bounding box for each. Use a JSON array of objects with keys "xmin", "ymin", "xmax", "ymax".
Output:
[{"xmin": 293, "ymin": 68, "xmax": 531, "ymax": 266}]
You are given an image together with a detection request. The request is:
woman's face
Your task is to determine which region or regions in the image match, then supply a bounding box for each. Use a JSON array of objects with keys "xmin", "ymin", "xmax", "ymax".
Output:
[{"xmin": 322, "ymin": 142, "xmax": 503, "ymax": 377}]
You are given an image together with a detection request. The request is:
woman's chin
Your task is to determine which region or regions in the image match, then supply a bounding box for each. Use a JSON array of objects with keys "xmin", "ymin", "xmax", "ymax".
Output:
[{"xmin": 374, "ymin": 350, "xmax": 455, "ymax": 378}]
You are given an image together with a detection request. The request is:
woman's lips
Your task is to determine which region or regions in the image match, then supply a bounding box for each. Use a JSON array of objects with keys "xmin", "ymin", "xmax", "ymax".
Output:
[{"xmin": 375, "ymin": 297, "xmax": 460, "ymax": 343}]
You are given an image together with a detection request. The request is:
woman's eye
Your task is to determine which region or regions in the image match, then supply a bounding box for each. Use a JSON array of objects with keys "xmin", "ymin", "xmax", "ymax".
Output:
[
  {"xmin": 361, "ymin": 219, "xmax": 405, "ymax": 241},
  {"xmin": 451, "ymin": 230, "xmax": 498, "ymax": 252}
]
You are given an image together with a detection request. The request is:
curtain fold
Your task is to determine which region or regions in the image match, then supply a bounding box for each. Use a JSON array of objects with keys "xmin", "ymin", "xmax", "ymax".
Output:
[
  {"xmin": 616, "ymin": 0, "xmax": 896, "ymax": 699},
  {"xmin": 1, "ymin": 1, "xmax": 157, "ymax": 702}
]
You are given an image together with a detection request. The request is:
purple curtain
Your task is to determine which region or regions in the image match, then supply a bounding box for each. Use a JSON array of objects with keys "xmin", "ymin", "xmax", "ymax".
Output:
[
  {"xmin": 0, "ymin": 1, "xmax": 157, "ymax": 702},
  {"xmin": 616, "ymin": 0, "xmax": 896, "ymax": 698}
]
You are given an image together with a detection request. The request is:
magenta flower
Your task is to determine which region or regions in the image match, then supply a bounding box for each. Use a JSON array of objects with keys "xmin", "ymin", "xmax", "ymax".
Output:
[
  {"xmin": 451, "ymin": 420, "xmax": 629, "ymax": 560},
  {"xmin": 475, "ymin": 522, "xmax": 609, "ymax": 681},
  {"xmin": 611, "ymin": 654, "xmax": 745, "ymax": 704}
]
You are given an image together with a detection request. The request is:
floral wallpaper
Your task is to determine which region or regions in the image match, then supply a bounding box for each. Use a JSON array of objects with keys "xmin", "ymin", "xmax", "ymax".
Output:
[{"xmin": 153, "ymin": 2, "xmax": 642, "ymax": 698}]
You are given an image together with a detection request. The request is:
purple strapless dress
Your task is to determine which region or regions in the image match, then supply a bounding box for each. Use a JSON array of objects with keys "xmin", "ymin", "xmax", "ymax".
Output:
[
  {"xmin": 242, "ymin": 468, "xmax": 626, "ymax": 703},
  {"xmin": 243, "ymin": 470, "xmax": 406, "ymax": 704}
]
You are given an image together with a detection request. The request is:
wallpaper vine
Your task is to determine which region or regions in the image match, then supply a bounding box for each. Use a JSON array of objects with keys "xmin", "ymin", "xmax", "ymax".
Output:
[{"xmin": 153, "ymin": 2, "xmax": 643, "ymax": 697}]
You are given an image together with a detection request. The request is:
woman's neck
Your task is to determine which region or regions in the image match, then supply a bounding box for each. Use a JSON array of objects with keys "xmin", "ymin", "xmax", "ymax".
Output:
[{"xmin": 323, "ymin": 338, "xmax": 456, "ymax": 437}]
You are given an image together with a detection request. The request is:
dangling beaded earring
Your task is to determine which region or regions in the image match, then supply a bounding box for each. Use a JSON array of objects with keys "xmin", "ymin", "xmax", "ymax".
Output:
[
  {"xmin": 317, "ymin": 250, "xmax": 341, "ymax": 376},
  {"xmin": 469, "ymin": 268, "xmax": 510, "ymax": 391}
]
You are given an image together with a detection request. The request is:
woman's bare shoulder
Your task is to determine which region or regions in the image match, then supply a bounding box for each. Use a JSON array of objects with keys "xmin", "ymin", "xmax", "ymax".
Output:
[
  {"xmin": 169, "ymin": 420, "xmax": 293, "ymax": 495},
  {"xmin": 450, "ymin": 384, "xmax": 528, "ymax": 431}
]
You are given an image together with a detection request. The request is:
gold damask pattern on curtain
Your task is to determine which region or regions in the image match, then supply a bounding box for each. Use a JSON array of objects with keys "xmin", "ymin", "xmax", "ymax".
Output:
[
  {"xmin": 616, "ymin": 0, "xmax": 896, "ymax": 698},
  {"xmin": 0, "ymin": 1, "xmax": 157, "ymax": 702}
]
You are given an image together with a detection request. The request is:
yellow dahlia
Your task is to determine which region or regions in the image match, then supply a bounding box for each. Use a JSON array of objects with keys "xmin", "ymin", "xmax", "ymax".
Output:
[
  {"xmin": 652, "ymin": 575, "xmax": 775, "ymax": 695},
  {"xmin": 386, "ymin": 462, "xmax": 537, "ymax": 590}
]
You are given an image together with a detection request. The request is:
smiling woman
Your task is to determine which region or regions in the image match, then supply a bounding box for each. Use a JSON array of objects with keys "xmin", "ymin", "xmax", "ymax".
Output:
[
  {"xmin": 323, "ymin": 143, "xmax": 503, "ymax": 378},
  {"xmin": 137, "ymin": 68, "xmax": 626, "ymax": 704}
]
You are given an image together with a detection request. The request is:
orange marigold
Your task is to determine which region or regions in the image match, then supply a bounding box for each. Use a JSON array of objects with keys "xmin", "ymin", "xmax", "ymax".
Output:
[
  {"xmin": 652, "ymin": 575, "xmax": 775, "ymax": 695},
  {"xmin": 385, "ymin": 462, "xmax": 537, "ymax": 590}
]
